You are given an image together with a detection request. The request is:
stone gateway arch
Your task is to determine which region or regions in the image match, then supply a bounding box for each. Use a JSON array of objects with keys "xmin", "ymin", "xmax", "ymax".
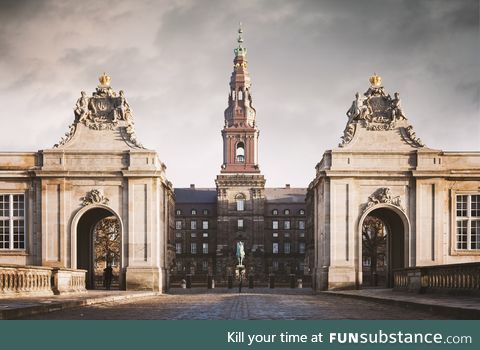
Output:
[
  {"xmin": 308, "ymin": 74, "xmax": 480, "ymax": 290},
  {"xmin": 0, "ymin": 74, "xmax": 174, "ymax": 293}
]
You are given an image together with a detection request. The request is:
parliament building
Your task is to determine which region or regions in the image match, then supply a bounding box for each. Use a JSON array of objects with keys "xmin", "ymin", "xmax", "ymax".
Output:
[
  {"xmin": 172, "ymin": 28, "xmax": 308, "ymax": 285},
  {"xmin": 0, "ymin": 27, "xmax": 478, "ymax": 296}
]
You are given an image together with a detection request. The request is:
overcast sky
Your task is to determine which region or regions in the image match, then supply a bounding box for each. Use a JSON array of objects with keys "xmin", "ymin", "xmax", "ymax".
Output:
[{"xmin": 0, "ymin": 0, "xmax": 478, "ymax": 188}]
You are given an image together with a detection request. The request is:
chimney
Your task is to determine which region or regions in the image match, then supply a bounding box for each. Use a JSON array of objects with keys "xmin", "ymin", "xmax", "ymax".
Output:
[
  {"xmin": 190, "ymin": 184, "xmax": 195, "ymax": 189},
  {"xmin": 285, "ymin": 184, "xmax": 290, "ymax": 189}
]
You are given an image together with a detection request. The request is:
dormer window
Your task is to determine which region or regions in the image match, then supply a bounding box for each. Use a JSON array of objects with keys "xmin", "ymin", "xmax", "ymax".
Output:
[{"xmin": 236, "ymin": 142, "xmax": 245, "ymax": 163}]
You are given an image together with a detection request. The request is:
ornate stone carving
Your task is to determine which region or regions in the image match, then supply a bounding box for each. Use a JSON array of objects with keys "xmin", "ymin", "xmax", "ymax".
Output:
[
  {"xmin": 346, "ymin": 93, "xmax": 371, "ymax": 122},
  {"xmin": 81, "ymin": 189, "xmax": 109, "ymax": 206},
  {"xmin": 54, "ymin": 73, "xmax": 145, "ymax": 149},
  {"xmin": 53, "ymin": 123, "xmax": 76, "ymax": 148},
  {"xmin": 365, "ymin": 187, "xmax": 403, "ymax": 212},
  {"xmin": 401, "ymin": 125, "xmax": 425, "ymax": 148},
  {"xmin": 391, "ymin": 92, "xmax": 406, "ymax": 121},
  {"xmin": 339, "ymin": 74, "xmax": 426, "ymax": 148},
  {"xmin": 339, "ymin": 122, "xmax": 356, "ymax": 147}
]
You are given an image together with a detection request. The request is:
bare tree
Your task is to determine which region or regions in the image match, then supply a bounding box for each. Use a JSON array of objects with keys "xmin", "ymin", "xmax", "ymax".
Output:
[
  {"xmin": 94, "ymin": 217, "xmax": 120, "ymax": 267},
  {"xmin": 362, "ymin": 216, "xmax": 386, "ymax": 286}
]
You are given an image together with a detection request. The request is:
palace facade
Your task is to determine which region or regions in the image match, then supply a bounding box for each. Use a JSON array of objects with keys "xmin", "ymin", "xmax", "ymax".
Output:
[
  {"xmin": 307, "ymin": 74, "xmax": 480, "ymax": 290},
  {"xmin": 0, "ymin": 28, "xmax": 478, "ymax": 297},
  {"xmin": 0, "ymin": 74, "xmax": 175, "ymax": 294},
  {"xmin": 172, "ymin": 28, "xmax": 309, "ymax": 285}
]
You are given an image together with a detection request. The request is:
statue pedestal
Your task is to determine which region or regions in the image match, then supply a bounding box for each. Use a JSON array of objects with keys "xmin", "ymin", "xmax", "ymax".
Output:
[{"xmin": 235, "ymin": 265, "xmax": 245, "ymax": 279}]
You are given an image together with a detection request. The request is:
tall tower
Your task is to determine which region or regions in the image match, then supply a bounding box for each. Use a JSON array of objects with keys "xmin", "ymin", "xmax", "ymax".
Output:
[
  {"xmin": 221, "ymin": 25, "xmax": 260, "ymax": 173},
  {"xmin": 215, "ymin": 25, "xmax": 266, "ymax": 279}
]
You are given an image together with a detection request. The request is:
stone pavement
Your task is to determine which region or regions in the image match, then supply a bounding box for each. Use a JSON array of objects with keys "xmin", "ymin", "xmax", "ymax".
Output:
[
  {"xmin": 324, "ymin": 288, "xmax": 480, "ymax": 319},
  {"xmin": 0, "ymin": 290, "xmax": 158, "ymax": 320},
  {"xmin": 12, "ymin": 287, "xmax": 470, "ymax": 320},
  {"xmin": 3, "ymin": 287, "xmax": 479, "ymax": 320}
]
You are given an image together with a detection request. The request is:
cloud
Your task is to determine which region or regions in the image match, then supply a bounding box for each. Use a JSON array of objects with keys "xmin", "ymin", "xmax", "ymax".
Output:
[{"xmin": 0, "ymin": 0, "xmax": 478, "ymax": 187}]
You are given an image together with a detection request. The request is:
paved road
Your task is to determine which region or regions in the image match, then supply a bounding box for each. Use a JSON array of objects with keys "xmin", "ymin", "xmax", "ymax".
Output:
[{"xmin": 23, "ymin": 288, "xmax": 447, "ymax": 320}]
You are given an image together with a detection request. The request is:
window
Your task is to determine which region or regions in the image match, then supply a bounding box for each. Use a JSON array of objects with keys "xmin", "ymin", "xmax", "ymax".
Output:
[
  {"xmin": 237, "ymin": 219, "xmax": 244, "ymax": 229},
  {"xmin": 272, "ymin": 209, "xmax": 278, "ymax": 215},
  {"xmin": 0, "ymin": 194, "xmax": 25, "ymax": 250},
  {"xmin": 175, "ymin": 220, "xmax": 182, "ymax": 230},
  {"xmin": 284, "ymin": 232, "xmax": 290, "ymax": 238},
  {"xmin": 272, "ymin": 221, "xmax": 278, "ymax": 230},
  {"xmin": 191, "ymin": 243, "xmax": 197, "ymax": 254},
  {"xmin": 175, "ymin": 209, "xmax": 181, "ymax": 216},
  {"xmin": 236, "ymin": 142, "xmax": 245, "ymax": 162},
  {"xmin": 175, "ymin": 243, "xmax": 182, "ymax": 254},
  {"xmin": 299, "ymin": 209, "xmax": 305, "ymax": 215},
  {"xmin": 273, "ymin": 242, "xmax": 279, "ymax": 254},
  {"xmin": 190, "ymin": 220, "xmax": 197, "ymax": 230},
  {"xmin": 299, "ymin": 220, "xmax": 305, "ymax": 230},
  {"xmin": 456, "ymin": 194, "xmax": 480, "ymax": 250},
  {"xmin": 284, "ymin": 209, "xmax": 290, "ymax": 215},
  {"xmin": 176, "ymin": 261, "xmax": 182, "ymax": 271},
  {"xmin": 284, "ymin": 242, "xmax": 291, "ymax": 254},
  {"xmin": 191, "ymin": 209, "xmax": 197, "ymax": 215},
  {"xmin": 203, "ymin": 243, "xmax": 209, "ymax": 254},
  {"xmin": 236, "ymin": 194, "xmax": 245, "ymax": 211},
  {"xmin": 272, "ymin": 232, "xmax": 278, "ymax": 238},
  {"xmin": 273, "ymin": 260, "xmax": 279, "ymax": 271},
  {"xmin": 299, "ymin": 242, "xmax": 305, "ymax": 254},
  {"xmin": 175, "ymin": 232, "xmax": 182, "ymax": 238},
  {"xmin": 203, "ymin": 209, "xmax": 209, "ymax": 215},
  {"xmin": 190, "ymin": 233, "xmax": 197, "ymax": 238},
  {"xmin": 363, "ymin": 256, "xmax": 371, "ymax": 267},
  {"xmin": 202, "ymin": 232, "xmax": 208, "ymax": 238},
  {"xmin": 202, "ymin": 220, "xmax": 209, "ymax": 229},
  {"xmin": 299, "ymin": 232, "xmax": 305, "ymax": 238},
  {"xmin": 202, "ymin": 260, "xmax": 208, "ymax": 271},
  {"xmin": 284, "ymin": 220, "xmax": 290, "ymax": 230}
]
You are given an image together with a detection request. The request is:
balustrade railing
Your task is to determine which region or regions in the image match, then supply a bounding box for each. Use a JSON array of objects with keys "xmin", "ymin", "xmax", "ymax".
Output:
[
  {"xmin": 0, "ymin": 265, "xmax": 87, "ymax": 297},
  {"xmin": 394, "ymin": 262, "xmax": 480, "ymax": 295},
  {"xmin": 0, "ymin": 265, "xmax": 53, "ymax": 296}
]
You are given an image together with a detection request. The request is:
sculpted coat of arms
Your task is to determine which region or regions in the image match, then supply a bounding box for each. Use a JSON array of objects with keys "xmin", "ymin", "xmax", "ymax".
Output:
[
  {"xmin": 54, "ymin": 73, "xmax": 143, "ymax": 148},
  {"xmin": 340, "ymin": 74, "xmax": 424, "ymax": 148}
]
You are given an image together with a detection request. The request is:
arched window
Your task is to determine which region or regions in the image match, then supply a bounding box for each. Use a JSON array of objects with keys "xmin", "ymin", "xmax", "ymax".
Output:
[
  {"xmin": 238, "ymin": 90, "xmax": 243, "ymax": 100},
  {"xmin": 284, "ymin": 209, "xmax": 290, "ymax": 215},
  {"xmin": 272, "ymin": 209, "xmax": 278, "ymax": 215},
  {"xmin": 236, "ymin": 142, "xmax": 245, "ymax": 163},
  {"xmin": 236, "ymin": 193, "xmax": 245, "ymax": 211}
]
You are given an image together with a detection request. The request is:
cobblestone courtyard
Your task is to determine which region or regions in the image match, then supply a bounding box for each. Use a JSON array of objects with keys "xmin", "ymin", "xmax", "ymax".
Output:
[{"xmin": 23, "ymin": 289, "xmax": 448, "ymax": 320}]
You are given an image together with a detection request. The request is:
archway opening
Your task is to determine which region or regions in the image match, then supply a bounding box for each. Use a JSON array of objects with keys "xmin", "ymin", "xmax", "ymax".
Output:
[
  {"xmin": 361, "ymin": 207, "xmax": 405, "ymax": 288},
  {"xmin": 236, "ymin": 142, "xmax": 245, "ymax": 163},
  {"xmin": 76, "ymin": 207, "xmax": 122, "ymax": 290}
]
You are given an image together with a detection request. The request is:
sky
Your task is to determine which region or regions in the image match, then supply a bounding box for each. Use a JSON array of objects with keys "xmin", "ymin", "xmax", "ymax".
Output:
[{"xmin": 0, "ymin": 0, "xmax": 478, "ymax": 188}]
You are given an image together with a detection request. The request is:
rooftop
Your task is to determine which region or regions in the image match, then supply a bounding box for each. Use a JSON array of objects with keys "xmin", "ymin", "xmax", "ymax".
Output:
[{"xmin": 174, "ymin": 186, "xmax": 306, "ymax": 204}]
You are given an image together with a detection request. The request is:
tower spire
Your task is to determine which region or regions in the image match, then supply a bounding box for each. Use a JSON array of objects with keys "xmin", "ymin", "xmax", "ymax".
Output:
[
  {"xmin": 220, "ymin": 24, "xmax": 260, "ymax": 173},
  {"xmin": 234, "ymin": 22, "xmax": 247, "ymax": 57}
]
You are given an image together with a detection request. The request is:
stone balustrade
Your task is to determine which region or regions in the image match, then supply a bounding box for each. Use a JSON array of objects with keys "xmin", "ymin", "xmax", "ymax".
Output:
[
  {"xmin": 0, "ymin": 265, "xmax": 87, "ymax": 297},
  {"xmin": 52, "ymin": 267, "xmax": 87, "ymax": 295},
  {"xmin": 394, "ymin": 262, "xmax": 480, "ymax": 295},
  {"xmin": 0, "ymin": 265, "xmax": 53, "ymax": 297}
]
